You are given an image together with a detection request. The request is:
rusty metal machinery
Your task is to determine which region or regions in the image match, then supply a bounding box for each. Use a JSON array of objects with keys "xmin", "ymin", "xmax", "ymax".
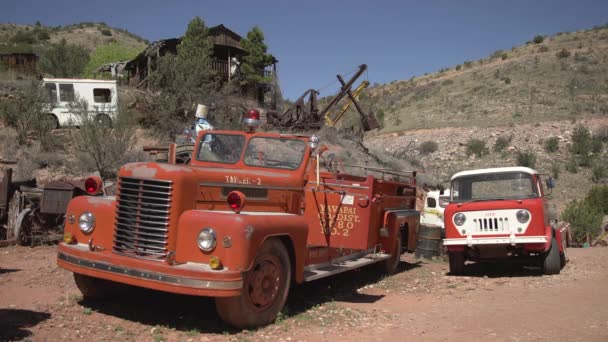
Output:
[
  {"xmin": 0, "ymin": 168, "xmax": 92, "ymax": 246},
  {"xmin": 269, "ymin": 64, "xmax": 379, "ymax": 131}
]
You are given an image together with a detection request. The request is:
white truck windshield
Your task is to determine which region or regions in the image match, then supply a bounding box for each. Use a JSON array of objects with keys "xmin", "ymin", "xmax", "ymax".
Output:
[{"xmin": 451, "ymin": 172, "xmax": 538, "ymax": 202}]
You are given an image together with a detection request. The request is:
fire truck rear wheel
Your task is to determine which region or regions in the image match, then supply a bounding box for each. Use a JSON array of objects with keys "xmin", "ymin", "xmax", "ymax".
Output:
[
  {"xmin": 542, "ymin": 238, "xmax": 561, "ymax": 275},
  {"xmin": 448, "ymin": 251, "xmax": 465, "ymax": 275},
  {"xmin": 381, "ymin": 231, "xmax": 402, "ymax": 274},
  {"xmin": 215, "ymin": 238, "xmax": 291, "ymax": 329},
  {"xmin": 73, "ymin": 273, "xmax": 129, "ymax": 299}
]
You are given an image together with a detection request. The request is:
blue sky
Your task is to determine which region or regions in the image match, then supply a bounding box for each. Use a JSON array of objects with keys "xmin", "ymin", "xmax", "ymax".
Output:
[{"xmin": 2, "ymin": 0, "xmax": 607, "ymax": 99}]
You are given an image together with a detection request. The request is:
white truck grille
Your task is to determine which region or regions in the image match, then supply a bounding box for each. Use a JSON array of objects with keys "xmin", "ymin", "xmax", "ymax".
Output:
[{"xmin": 454, "ymin": 209, "xmax": 531, "ymax": 235}]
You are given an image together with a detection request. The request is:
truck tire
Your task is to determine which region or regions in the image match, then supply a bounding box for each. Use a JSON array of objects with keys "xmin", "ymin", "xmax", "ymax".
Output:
[
  {"xmin": 560, "ymin": 233, "xmax": 568, "ymax": 268},
  {"xmin": 215, "ymin": 238, "xmax": 291, "ymax": 329},
  {"xmin": 95, "ymin": 113, "xmax": 113, "ymax": 127},
  {"xmin": 448, "ymin": 251, "xmax": 465, "ymax": 275},
  {"xmin": 381, "ymin": 231, "xmax": 402, "ymax": 274},
  {"xmin": 45, "ymin": 114, "xmax": 59, "ymax": 129},
  {"xmin": 73, "ymin": 273, "xmax": 129, "ymax": 299},
  {"xmin": 542, "ymin": 238, "xmax": 561, "ymax": 275}
]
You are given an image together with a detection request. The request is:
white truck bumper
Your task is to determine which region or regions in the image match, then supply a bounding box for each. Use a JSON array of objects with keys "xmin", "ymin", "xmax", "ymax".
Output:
[{"xmin": 443, "ymin": 235, "xmax": 547, "ymax": 247}]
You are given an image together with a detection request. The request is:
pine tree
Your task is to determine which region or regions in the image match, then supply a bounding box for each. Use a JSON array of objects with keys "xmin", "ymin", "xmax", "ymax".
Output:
[
  {"xmin": 176, "ymin": 16, "xmax": 213, "ymax": 82},
  {"xmin": 240, "ymin": 26, "xmax": 274, "ymax": 85}
]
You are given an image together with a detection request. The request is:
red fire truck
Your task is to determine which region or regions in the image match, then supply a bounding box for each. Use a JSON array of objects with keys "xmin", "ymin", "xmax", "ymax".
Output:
[
  {"xmin": 443, "ymin": 167, "xmax": 569, "ymax": 275},
  {"xmin": 57, "ymin": 109, "xmax": 420, "ymax": 328}
]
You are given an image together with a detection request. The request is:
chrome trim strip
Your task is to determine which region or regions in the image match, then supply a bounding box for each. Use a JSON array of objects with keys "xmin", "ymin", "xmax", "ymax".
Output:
[
  {"xmin": 58, "ymin": 251, "xmax": 242, "ymax": 290},
  {"xmin": 443, "ymin": 236, "xmax": 547, "ymax": 246},
  {"xmin": 307, "ymin": 182, "xmax": 370, "ymax": 189},
  {"xmin": 199, "ymin": 182, "xmax": 301, "ymax": 191}
]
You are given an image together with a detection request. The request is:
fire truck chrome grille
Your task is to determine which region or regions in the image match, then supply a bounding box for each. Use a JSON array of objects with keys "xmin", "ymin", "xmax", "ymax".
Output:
[
  {"xmin": 113, "ymin": 177, "xmax": 173, "ymax": 261},
  {"xmin": 473, "ymin": 217, "xmax": 509, "ymax": 233}
]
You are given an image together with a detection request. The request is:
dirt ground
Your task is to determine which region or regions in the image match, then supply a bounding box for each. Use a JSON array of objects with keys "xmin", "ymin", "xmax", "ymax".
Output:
[{"xmin": 1, "ymin": 245, "xmax": 607, "ymax": 342}]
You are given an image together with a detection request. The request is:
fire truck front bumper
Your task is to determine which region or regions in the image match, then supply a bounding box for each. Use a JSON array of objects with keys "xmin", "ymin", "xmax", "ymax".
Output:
[
  {"xmin": 443, "ymin": 235, "xmax": 548, "ymax": 247},
  {"xmin": 57, "ymin": 243, "xmax": 243, "ymax": 297}
]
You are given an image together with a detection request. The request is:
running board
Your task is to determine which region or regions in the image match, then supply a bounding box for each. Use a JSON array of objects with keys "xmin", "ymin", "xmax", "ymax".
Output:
[{"xmin": 303, "ymin": 253, "xmax": 391, "ymax": 282}]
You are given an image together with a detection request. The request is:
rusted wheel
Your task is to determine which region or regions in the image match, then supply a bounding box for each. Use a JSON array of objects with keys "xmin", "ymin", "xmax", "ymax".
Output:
[
  {"xmin": 74, "ymin": 273, "xmax": 130, "ymax": 300},
  {"xmin": 215, "ymin": 238, "xmax": 291, "ymax": 329},
  {"xmin": 381, "ymin": 230, "xmax": 402, "ymax": 274}
]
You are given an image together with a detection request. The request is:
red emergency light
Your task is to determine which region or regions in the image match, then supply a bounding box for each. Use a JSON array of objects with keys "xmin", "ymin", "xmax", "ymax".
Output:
[
  {"xmin": 243, "ymin": 109, "xmax": 261, "ymax": 131},
  {"xmin": 84, "ymin": 176, "xmax": 102, "ymax": 195},
  {"xmin": 226, "ymin": 191, "xmax": 246, "ymax": 214}
]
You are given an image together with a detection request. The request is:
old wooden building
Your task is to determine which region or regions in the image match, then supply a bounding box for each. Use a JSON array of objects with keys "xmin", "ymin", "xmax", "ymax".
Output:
[
  {"xmin": 124, "ymin": 24, "xmax": 277, "ymax": 107},
  {"xmin": 0, "ymin": 52, "xmax": 38, "ymax": 75}
]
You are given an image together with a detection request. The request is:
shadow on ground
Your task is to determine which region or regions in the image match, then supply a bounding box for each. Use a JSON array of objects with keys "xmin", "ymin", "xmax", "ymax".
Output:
[
  {"xmin": 455, "ymin": 261, "xmax": 544, "ymax": 278},
  {"xmin": 79, "ymin": 259, "xmax": 421, "ymax": 334},
  {"xmin": 0, "ymin": 309, "xmax": 51, "ymax": 341},
  {"xmin": 0, "ymin": 268, "xmax": 20, "ymax": 274}
]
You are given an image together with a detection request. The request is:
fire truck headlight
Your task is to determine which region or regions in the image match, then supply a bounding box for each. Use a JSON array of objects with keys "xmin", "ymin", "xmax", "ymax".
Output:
[
  {"xmin": 454, "ymin": 213, "xmax": 466, "ymax": 226},
  {"xmin": 197, "ymin": 228, "xmax": 217, "ymax": 252},
  {"xmin": 78, "ymin": 211, "xmax": 95, "ymax": 234},
  {"xmin": 516, "ymin": 210, "xmax": 530, "ymax": 223}
]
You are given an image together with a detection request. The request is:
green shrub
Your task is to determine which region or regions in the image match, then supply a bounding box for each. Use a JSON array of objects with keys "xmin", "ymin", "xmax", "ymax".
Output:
[
  {"xmin": 516, "ymin": 150, "xmax": 537, "ymax": 168},
  {"xmin": 592, "ymin": 161, "xmax": 607, "ymax": 183},
  {"xmin": 591, "ymin": 135, "xmax": 603, "ymax": 153},
  {"xmin": 570, "ymin": 124, "xmax": 594, "ymax": 166},
  {"xmin": 493, "ymin": 135, "xmax": 512, "ymax": 152},
  {"xmin": 455, "ymin": 64, "xmax": 461, "ymax": 71},
  {"xmin": 37, "ymin": 30, "xmax": 50, "ymax": 41},
  {"xmin": 503, "ymin": 77, "xmax": 511, "ymax": 84},
  {"xmin": 419, "ymin": 141, "xmax": 438, "ymax": 155},
  {"xmin": 551, "ymin": 163, "xmax": 560, "ymax": 179},
  {"xmin": 544, "ymin": 136, "xmax": 559, "ymax": 153},
  {"xmin": 39, "ymin": 39, "xmax": 90, "ymax": 77},
  {"xmin": 465, "ymin": 139, "xmax": 489, "ymax": 157},
  {"xmin": 501, "ymin": 53, "xmax": 508, "ymax": 60},
  {"xmin": 11, "ymin": 30, "xmax": 37, "ymax": 44},
  {"xmin": 538, "ymin": 45, "xmax": 549, "ymax": 53},
  {"xmin": 533, "ymin": 35, "xmax": 544, "ymax": 44},
  {"xmin": 463, "ymin": 61, "xmax": 473, "ymax": 68},
  {"xmin": 556, "ymin": 48, "xmax": 571, "ymax": 58},
  {"xmin": 585, "ymin": 185, "xmax": 608, "ymax": 214},
  {"xmin": 561, "ymin": 199, "xmax": 603, "ymax": 243},
  {"xmin": 101, "ymin": 29, "xmax": 112, "ymax": 36}
]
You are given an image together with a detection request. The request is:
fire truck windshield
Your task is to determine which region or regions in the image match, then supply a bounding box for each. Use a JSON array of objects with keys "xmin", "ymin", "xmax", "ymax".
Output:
[
  {"xmin": 196, "ymin": 133, "xmax": 246, "ymax": 164},
  {"xmin": 244, "ymin": 137, "xmax": 307, "ymax": 170},
  {"xmin": 451, "ymin": 172, "xmax": 538, "ymax": 203}
]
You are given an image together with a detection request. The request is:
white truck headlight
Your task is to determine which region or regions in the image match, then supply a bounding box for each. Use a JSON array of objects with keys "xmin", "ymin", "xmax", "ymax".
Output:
[
  {"xmin": 454, "ymin": 213, "xmax": 466, "ymax": 226},
  {"xmin": 78, "ymin": 211, "xmax": 95, "ymax": 233},
  {"xmin": 197, "ymin": 228, "xmax": 217, "ymax": 252},
  {"xmin": 516, "ymin": 210, "xmax": 530, "ymax": 223}
]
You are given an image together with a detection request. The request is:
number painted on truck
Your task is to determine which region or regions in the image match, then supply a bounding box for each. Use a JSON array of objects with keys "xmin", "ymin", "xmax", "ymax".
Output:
[
  {"xmin": 225, "ymin": 176, "xmax": 262, "ymax": 185},
  {"xmin": 317, "ymin": 204, "xmax": 360, "ymax": 236}
]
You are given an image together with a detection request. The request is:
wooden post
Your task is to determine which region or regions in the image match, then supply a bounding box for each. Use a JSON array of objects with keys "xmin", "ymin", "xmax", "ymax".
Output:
[{"xmin": 228, "ymin": 48, "xmax": 231, "ymax": 81}]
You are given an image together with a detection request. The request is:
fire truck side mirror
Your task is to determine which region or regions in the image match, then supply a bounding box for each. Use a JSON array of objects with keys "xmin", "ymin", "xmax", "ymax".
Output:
[{"xmin": 546, "ymin": 177, "xmax": 556, "ymax": 189}]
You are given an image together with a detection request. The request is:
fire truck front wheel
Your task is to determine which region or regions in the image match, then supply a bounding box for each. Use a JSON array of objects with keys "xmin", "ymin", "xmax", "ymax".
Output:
[
  {"xmin": 448, "ymin": 252, "xmax": 465, "ymax": 275},
  {"xmin": 73, "ymin": 273, "xmax": 130, "ymax": 300},
  {"xmin": 215, "ymin": 238, "xmax": 291, "ymax": 329},
  {"xmin": 542, "ymin": 238, "xmax": 561, "ymax": 275},
  {"xmin": 381, "ymin": 231, "xmax": 402, "ymax": 274}
]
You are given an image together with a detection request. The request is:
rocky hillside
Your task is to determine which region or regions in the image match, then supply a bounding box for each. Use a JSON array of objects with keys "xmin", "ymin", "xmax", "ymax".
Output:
[
  {"xmin": 359, "ymin": 24, "xmax": 608, "ymax": 212},
  {"xmin": 0, "ymin": 22, "xmax": 147, "ymax": 53},
  {"xmin": 359, "ymin": 24, "xmax": 608, "ymax": 132}
]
